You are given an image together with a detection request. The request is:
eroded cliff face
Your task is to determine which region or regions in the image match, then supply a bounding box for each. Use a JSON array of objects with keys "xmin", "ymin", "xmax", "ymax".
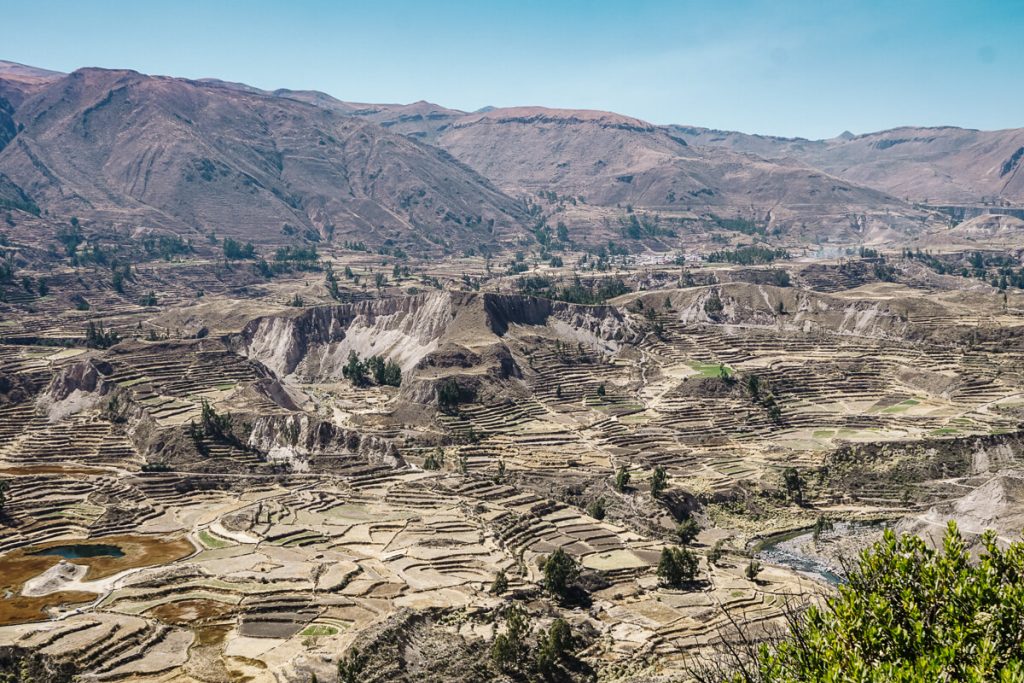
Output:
[
  {"xmin": 484, "ymin": 293, "xmax": 642, "ymax": 352},
  {"xmin": 230, "ymin": 291, "xmax": 646, "ymax": 408},
  {"xmin": 229, "ymin": 293, "xmax": 458, "ymax": 380},
  {"xmin": 247, "ymin": 413, "xmax": 403, "ymax": 469},
  {"xmin": 36, "ymin": 357, "xmax": 114, "ymax": 421},
  {"xmin": 665, "ymin": 284, "xmax": 913, "ymax": 340}
]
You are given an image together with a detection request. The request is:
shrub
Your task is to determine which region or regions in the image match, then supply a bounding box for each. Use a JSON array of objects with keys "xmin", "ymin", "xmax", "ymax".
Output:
[
  {"xmin": 707, "ymin": 539, "xmax": 725, "ymax": 566},
  {"xmin": 337, "ymin": 647, "xmax": 367, "ymax": 683},
  {"xmin": 723, "ymin": 523, "xmax": 1024, "ymax": 682},
  {"xmin": 676, "ymin": 518, "xmax": 701, "ymax": 545}
]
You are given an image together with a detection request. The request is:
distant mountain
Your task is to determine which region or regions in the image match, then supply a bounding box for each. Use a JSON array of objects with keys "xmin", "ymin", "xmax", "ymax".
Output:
[
  {"xmin": 433, "ymin": 107, "xmax": 912, "ymax": 223},
  {"xmin": 254, "ymin": 94, "xmax": 930, "ymax": 234},
  {"xmin": 274, "ymin": 91, "xmax": 465, "ymax": 143},
  {"xmin": 671, "ymin": 124, "xmax": 1024, "ymax": 205},
  {"xmin": 0, "ymin": 60, "xmax": 64, "ymax": 107},
  {"xmin": 9, "ymin": 59, "xmax": 1011, "ymax": 248},
  {"xmin": 0, "ymin": 67, "xmax": 527, "ymax": 249}
]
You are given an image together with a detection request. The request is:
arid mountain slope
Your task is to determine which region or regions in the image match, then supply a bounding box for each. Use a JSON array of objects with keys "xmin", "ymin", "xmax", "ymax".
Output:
[
  {"xmin": 274, "ymin": 90, "xmax": 465, "ymax": 143},
  {"xmin": 436, "ymin": 107, "xmax": 894, "ymax": 209},
  {"xmin": 0, "ymin": 67, "xmax": 527, "ymax": 247},
  {"xmin": 0, "ymin": 60, "xmax": 63, "ymax": 108},
  {"xmin": 672, "ymin": 124, "xmax": 1024, "ymax": 204}
]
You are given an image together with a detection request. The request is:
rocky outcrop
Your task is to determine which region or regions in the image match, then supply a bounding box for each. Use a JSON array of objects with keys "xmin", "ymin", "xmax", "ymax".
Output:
[
  {"xmin": 230, "ymin": 292, "xmax": 457, "ymax": 380},
  {"xmin": 36, "ymin": 357, "xmax": 114, "ymax": 420},
  {"xmin": 667, "ymin": 284, "xmax": 914, "ymax": 340},
  {"xmin": 232, "ymin": 291, "xmax": 643, "ymax": 390},
  {"xmin": 247, "ymin": 413, "xmax": 402, "ymax": 469}
]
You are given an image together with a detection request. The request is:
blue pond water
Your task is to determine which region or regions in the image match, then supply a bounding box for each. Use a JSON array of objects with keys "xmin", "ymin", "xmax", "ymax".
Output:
[{"xmin": 32, "ymin": 544, "xmax": 125, "ymax": 559}]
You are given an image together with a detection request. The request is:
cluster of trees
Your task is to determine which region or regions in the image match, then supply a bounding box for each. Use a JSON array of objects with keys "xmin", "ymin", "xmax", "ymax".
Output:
[
  {"xmin": 143, "ymin": 234, "xmax": 193, "ymax": 260},
  {"xmin": 187, "ymin": 399, "xmax": 245, "ymax": 455},
  {"xmin": 324, "ymin": 266, "xmax": 344, "ymax": 300},
  {"xmin": 704, "ymin": 289, "xmax": 725, "ymax": 316},
  {"xmin": 707, "ymin": 246, "xmax": 789, "ymax": 265},
  {"xmin": 342, "ymin": 351, "xmax": 402, "ymax": 388},
  {"xmin": 709, "ymin": 214, "xmax": 766, "ymax": 236},
  {"xmin": 516, "ymin": 275, "xmax": 630, "ymax": 305},
  {"xmin": 491, "ymin": 605, "xmax": 581, "ymax": 679},
  {"xmin": 56, "ymin": 218, "xmax": 83, "ymax": 257},
  {"xmin": 222, "ymin": 238, "xmax": 257, "ymax": 260},
  {"xmin": 745, "ymin": 373, "xmax": 782, "ymax": 423},
  {"xmin": 437, "ymin": 378, "xmax": 467, "ymax": 414},
  {"xmin": 620, "ymin": 212, "xmax": 677, "ymax": 240},
  {"xmin": 697, "ymin": 522, "xmax": 1024, "ymax": 682},
  {"xmin": 906, "ymin": 248, "xmax": 1024, "ymax": 290},
  {"xmin": 84, "ymin": 322, "xmax": 120, "ymax": 349},
  {"xmin": 658, "ymin": 546, "xmax": 699, "ymax": 587}
]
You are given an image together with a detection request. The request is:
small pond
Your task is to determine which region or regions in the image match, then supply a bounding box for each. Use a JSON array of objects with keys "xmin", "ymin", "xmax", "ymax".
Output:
[{"xmin": 31, "ymin": 544, "xmax": 125, "ymax": 559}]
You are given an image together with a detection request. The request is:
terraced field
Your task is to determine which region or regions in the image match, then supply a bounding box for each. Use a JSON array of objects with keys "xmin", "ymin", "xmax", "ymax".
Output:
[{"xmin": 2, "ymin": 253, "xmax": 1023, "ymax": 681}]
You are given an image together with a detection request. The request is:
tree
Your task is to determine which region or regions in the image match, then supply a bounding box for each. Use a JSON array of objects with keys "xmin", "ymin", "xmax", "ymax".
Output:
[
  {"xmin": 491, "ymin": 604, "xmax": 531, "ymax": 673},
  {"xmin": 704, "ymin": 289, "xmax": 724, "ymax": 316},
  {"xmin": 423, "ymin": 449, "xmax": 443, "ymax": 470},
  {"xmin": 490, "ymin": 569, "xmax": 508, "ymax": 595},
  {"xmin": 782, "ymin": 467, "xmax": 804, "ymax": 506},
  {"xmin": 342, "ymin": 351, "xmax": 367, "ymax": 387},
  {"xmin": 542, "ymin": 548, "xmax": 580, "ymax": 599},
  {"xmin": 437, "ymin": 378, "xmax": 462, "ymax": 413},
  {"xmin": 586, "ymin": 497, "xmax": 606, "ymax": 520},
  {"xmin": 614, "ymin": 465, "xmax": 631, "ymax": 493},
  {"xmin": 325, "ymin": 267, "xmax": 343, "ymax": 300},
  {"xmin": 744, "ymin": 559, "xmax": 763, "ymax": 582},
  {"xmin": 718, "ymin": 364, "xmax": 733, "ymax": 383},
  {"xmin": 725, "ymin": 522, "xmax": 1024, "ymax": 682},
  {"xmin": 535, "ymin": 618, "xmax": 574, "ymax": 676},
  {"xmin": 658, "ymin": 546, "xmax": 698, "ymax": 587},
  {"xmin": 650, "ymin": 465, "xmax": 668, "ymax": 498},
  {"xmin": 676, "ymin": 518, "xmax": 701, "ymax": 545},
  {"xmin": 745, "ymin": 374, "xmax": 762, "ymax": 400},
  {"xmin": 596, "ymin": 383, "xmax": 606, "ymax": 397}
]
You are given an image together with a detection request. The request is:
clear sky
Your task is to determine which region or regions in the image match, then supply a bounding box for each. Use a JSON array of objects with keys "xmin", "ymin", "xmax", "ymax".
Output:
[{"xmin": 4, "ymin": 0, "xmax": 1022, "ymax": 139}]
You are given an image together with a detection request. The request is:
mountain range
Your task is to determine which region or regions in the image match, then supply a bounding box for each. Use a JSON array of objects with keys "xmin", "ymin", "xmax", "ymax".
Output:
[{"xmin": 1, "ymin": 59, "xmax": 1021, "ymax": 251}]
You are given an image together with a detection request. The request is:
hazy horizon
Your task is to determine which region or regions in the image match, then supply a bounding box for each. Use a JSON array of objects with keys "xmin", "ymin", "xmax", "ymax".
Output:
[{"xmin": 4, "ymin": 0, "xmax": 1023, "ymax": 139}]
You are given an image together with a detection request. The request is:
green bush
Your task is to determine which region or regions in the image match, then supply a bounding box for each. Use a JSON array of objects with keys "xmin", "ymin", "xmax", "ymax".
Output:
[{"xmin": 727, "ymin": 522, "xmax": 1024, "ymax": 682}]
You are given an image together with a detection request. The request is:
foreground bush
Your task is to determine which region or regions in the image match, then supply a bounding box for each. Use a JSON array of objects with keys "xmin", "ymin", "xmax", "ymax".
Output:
[{"xmin": 702, "ymin": 522, "xmax": 1024, "ymax": 682}]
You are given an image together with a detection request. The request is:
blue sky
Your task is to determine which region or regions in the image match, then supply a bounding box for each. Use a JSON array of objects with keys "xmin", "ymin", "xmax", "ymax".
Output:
[{"xmin": 4, "ymin": 0, "xmax": 1022, "ymax": 139}]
